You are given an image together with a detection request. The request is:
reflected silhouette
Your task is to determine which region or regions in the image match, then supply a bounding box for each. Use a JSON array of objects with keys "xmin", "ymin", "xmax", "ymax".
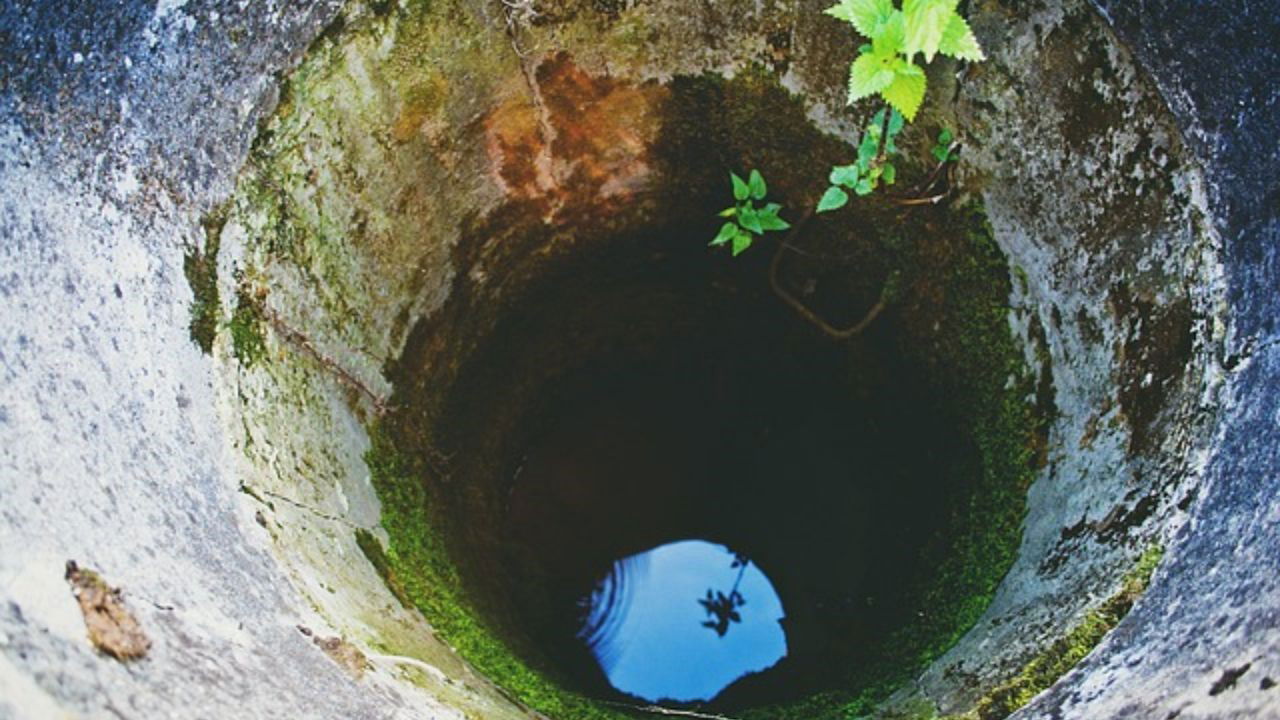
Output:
[{"xmin": 698, "ymin": 553, "xmax": 750, "ymax": 637}]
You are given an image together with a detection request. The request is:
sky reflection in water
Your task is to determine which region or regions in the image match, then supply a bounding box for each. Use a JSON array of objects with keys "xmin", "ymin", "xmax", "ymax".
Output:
[{"xmin": 578, "ymin": 539, "xmax": 787, "ymax": 703}]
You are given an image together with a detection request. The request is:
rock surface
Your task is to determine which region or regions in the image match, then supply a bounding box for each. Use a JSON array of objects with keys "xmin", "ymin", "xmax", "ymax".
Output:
[
  {"xmin": 1015, "ymin": 1, "xmax": 1280, "ymax": 717},
  {"xmin": 0, "ymin": 2, "xmax": 518, "ymax": 718}
]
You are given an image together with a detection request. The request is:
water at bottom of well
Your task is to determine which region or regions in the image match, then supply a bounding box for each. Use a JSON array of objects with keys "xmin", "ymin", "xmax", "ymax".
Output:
[{"xmin": 577, "ymin": 539, "xmax": 788, "ymax": 704}]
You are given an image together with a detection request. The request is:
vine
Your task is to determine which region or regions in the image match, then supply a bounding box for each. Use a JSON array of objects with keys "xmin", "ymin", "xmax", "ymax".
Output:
[
  {"xmin": 818, "ymin": 0, "xmax": 984, "ymax": 212},
  {"xmin": 711, "ymin": 0, "xmax": 986, "ymax": 241}
]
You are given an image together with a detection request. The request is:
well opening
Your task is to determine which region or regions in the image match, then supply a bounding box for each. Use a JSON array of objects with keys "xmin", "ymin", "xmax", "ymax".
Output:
[
  {"xmin": 368, "ymin": 86, "xmax": 1046, "ymax": 711},
  {"xmin": 204, "ymin": 1, "xmax": 1224, "ymax": 718}
]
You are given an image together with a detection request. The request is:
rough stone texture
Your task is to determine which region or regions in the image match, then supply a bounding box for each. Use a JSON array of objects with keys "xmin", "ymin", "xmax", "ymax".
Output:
[
  {"xmin": 1011, "ymin": 1, "xmax": 1280, "ymax": 718},
  {"xmin": 1090, "ymin": 0, "xmax": 1280, "ymax": 351},
  {"xmin": 0, "ymin": 1, "xmax": 526, "ymax": 718},
  {"xmin": 892, "ymin": 0, "xmax": 1229, "ymax": 712},
  {"xmin": 0, "ymin": 0, "xmax": 1277, "ymax": 719}
]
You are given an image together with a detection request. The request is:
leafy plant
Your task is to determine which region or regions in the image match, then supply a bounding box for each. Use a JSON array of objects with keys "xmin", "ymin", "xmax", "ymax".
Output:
[
  {"xmin": 818, "ymin": 107, "xmax": 905, "ymax": 212},
  {"xmin": 815, "ymin": 1, "xmax": 983, "ymax": 212},
  {"xmin": 710, "ymin": 170, "xmax": 791, "ymax": 256},
  {"xmin": 932, "ymin": 127, "xmax": 956, "ymax": 162},
  {"xmin": 825, "ymin": 0, "xmax": 985, "ymax": 120}
]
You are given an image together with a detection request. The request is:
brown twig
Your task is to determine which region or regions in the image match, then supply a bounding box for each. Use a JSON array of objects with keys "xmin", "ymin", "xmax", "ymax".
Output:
[
  {"xmin": 599, "ymin": 700, "xmax": 743, "ymax": 720},
  {"xmin": 891, "ymin": 191, "xmax": 950, "ymax": 206},
  {"xmin": 768, "ymin": 209, "xmax": 890, "ymax": 340},
  {"xmin": 261, "ymin": 305, "xmax": 395, "ymax": 416},
  {"xmin": 258, "ymin": 310, "xmax": 462, "ymax": 477},
  {"xmin": 776, "ymin": 240, "xmax": 865, "ymax": 261},
  {"xmin": 888, "ymin": 141, "xmax": 960, "ymax": 205}
]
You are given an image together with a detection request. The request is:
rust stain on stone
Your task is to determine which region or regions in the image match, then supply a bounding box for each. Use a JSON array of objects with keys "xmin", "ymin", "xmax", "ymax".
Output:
[
  {"xmin": 65, "ymin": 560, "xmax": 151, "ymax": 661},
  {"xmin": 316, "ymin": 635, "xmax": 369, "ymax": 679},
  {"xmin": 298, "ymin": 624, "xmax": 369, "ymax": 679},
  {"xmin": 484, "ymin": 52, "xmax": 666, "ymax": 219},
  {"xmin": 485, "ymin": 97, "xmax": 548, "ymax": 195}
]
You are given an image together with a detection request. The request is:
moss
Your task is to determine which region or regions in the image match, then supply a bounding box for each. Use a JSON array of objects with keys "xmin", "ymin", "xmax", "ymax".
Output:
[
  {"xmin": 221, "ymin": 0, "xmax": 526, "ymax": 378},
  {"xmin": 1011, "ymin": 265, "xmax": 1029, "ymax": 295},
  {"xmin": 363, "ymin": 425, "xmax": 636, "ymax": 720},
  {"xmin": 235, "ymin": 5, "xmax": 1042, "ymax": 714},
  {"xmin": 354, "ymin": 528, "xmax": 415, "ymax": 610},
  {"xmin": 960, "ymin": 545, "xmax": 1164, "ymax": 720},
  {"xmin": 878, "ymin": 546, "xmax": 1164, "ymax": 720},
  {"xmin": 361, "ymin": 199, "xmax": 1045, "ymax": 720},
  {"xmin": 736, "ymin": 205, "xmax": 1045, "ymax": 720},
  {"xmin": 184, "ymin": 210, "xmax": 225, "ymax": 354},
  {"xmin": 229, "ymin": 283, "xmax": 267, "ymax": 368}
]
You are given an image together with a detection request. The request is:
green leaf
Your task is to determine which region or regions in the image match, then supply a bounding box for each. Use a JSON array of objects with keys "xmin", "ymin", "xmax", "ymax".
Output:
[
  {"xmin": 817, "ymin": 186, "xmax": 850, "ymax": 212},
  {"xmin": 882, "ymin": 162, "xmax": 896, "ymax": 185},
  {"xmin": 903, "ymin": 0, "xmax": 957, "ymax": 62},
  {"xmin": 718, "ymin": 206, "xmax": 737, "ymax": 217},
  {"xmin": 869, "ymin": 165, "xmax": 883, "ymax": 181},
  {"xmin": 826, "ymin": 0, "xmax": 895, "ymax": 38},
  {"xmin": 938, "ymin": 12, "xmax": 985, "ymax": 61},
  {"xmin": 731, "ymin": 172, "xmax": 749, "ymax": 201},
  {"xmin": 932, "ymin": 129, "xmax": 955, "ymax": 162},
  {"xmin": 758, "ymin": 212, "xmax": 790, "ymax": 231},
  {"xmin": 738, "ymin": 205, "xmax": 764, "ymax": 235},
  {"xmin": 857, "ymin": 130, "xmax": 880, "ymax": 169},
  {"xmin": 848, "ymin": 51, "xmax": 896, "ymax": 103},
  {"xmin": 731, "ymin": 231, "xmax": 753, "ymax": 256},
  {"xmin": 760, "ymin": 202, "xmax": 783, "ymax": 216},
  {"xmin": 872, "ymin": 11, "xmax": 906, "ymax": 57},
  {"xmin": 824, "ymin": 0, "xmax": 857, "ymax": 24},
  {"xmin": 710, "ymin": 221, "xmax": 738, "ymax": 246},
  {"xmin": 883, "ymin": 63, "xmax": 926, "ymax": 121},
  {"xmin": 748, "ymin": 169, "xmax": 767, "ymax": 200},
  {"xmin": 830, "ymin": 164, "xmax": 861, "ymax": 187},
  {"xmin": 855, "ymin": 177, "xmax": 876, "ymax": 195}
]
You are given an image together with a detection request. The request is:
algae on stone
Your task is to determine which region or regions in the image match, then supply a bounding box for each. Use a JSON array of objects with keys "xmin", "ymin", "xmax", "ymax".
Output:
[
  {"xmin": 184, "ymin": 210, "xmax": 226, "ymax": 354},
  {"xmin": 965, "ymin": 545, "xmax": 1164, "ymax": 720}
]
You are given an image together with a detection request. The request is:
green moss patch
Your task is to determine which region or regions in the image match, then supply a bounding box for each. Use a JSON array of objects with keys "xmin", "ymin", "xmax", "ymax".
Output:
[
  {"xmin": 964, "ymin": 545, "xmax": 1163, "ymax": 720},
  {"xmin": 184, "ymin": 210, "xmax": 225, "ymax": 354},
  {"xmin": 354, "ymin": 528, "xmax": 415, "ymax": 610},
  {"xmin": 227, "ymin": 4, "xmax": 1046, "ymax": 715},
  {"xmin": 365, "ymin": 426, "xmax": 634, "ymax": 720},
  {"xmin": 229, "ymin": 282, "xmax": 267, "ymax": 368},
  {"xmin": 739, "ymin": 205, "xmax": 1047, "ymax": 720}
]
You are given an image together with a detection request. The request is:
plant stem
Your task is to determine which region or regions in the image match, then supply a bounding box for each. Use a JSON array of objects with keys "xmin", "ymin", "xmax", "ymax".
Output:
[{"xmin": 875, "ymin": 102, "xmax": 892, "ymax": 162}]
